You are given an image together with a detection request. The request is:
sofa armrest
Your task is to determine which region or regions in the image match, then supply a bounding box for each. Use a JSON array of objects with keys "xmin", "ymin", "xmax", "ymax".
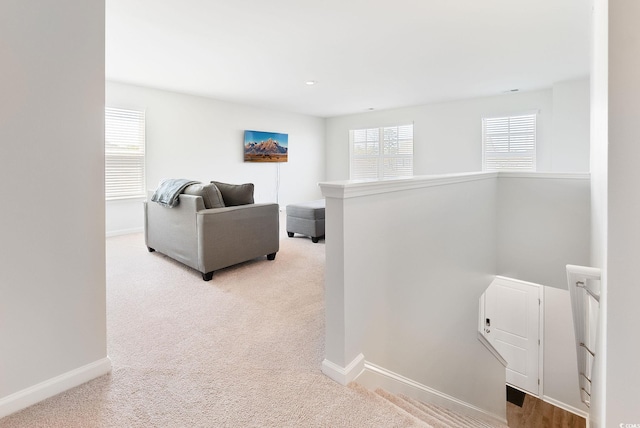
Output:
[
  {"xmin": 196, "ymin": 203, "xmax": 280, "ymax": 272},
  {"xmin": 145, "ymin": 193, "xmax": 206, "ymax": 271}
]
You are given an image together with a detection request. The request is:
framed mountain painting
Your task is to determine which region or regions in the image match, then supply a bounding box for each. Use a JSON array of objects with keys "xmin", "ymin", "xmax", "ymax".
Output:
[{"xmin": 244, "ymin": 130, "xmax": 288, "ymax": 162}]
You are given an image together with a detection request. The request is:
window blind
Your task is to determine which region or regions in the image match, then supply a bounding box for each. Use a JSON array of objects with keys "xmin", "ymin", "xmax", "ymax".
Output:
[
  {"xmin": 105, "ymin": 107, "xmax": 146, "ymax": 199},
  {"xmin": 482, "ymin": 114, "xmax": 536, "ymax": 171},
  {"xmin": 350, "ymin": 124, "xmax": 413, "ymax": 180}
]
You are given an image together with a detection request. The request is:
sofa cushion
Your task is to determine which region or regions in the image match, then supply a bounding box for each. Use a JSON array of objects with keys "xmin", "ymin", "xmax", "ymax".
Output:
[
  {"xmin": 183, "ymin": 183, "xmax": 225, "ymax": 209},
  {"xmin": 211, "ymin": 181, "xmax": 254, "ymax": 206}
]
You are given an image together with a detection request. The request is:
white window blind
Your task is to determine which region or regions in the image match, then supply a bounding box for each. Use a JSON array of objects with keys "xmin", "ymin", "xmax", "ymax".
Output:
[
  {"xmin": 482, "ymin": 113, "xmax": 536, "ymax": 171},
  {"xmin": 350, "ymin": 124, "xmax": 413, "ymax": 180},
  {"xmin": 105, "ymin": 107, "xmax": 146, "ymax": 199}
]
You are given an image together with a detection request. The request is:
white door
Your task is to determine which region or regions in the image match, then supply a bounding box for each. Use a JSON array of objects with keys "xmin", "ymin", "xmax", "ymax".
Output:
[{"xmin": 484, "ymin": 276, "xmax": 540, "ymax": 395}]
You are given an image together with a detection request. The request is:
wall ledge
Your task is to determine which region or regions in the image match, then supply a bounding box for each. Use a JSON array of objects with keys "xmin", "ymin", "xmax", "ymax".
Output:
[
  {"xmin": 320, "ymin": 172, "xmax": 498, "ymax": 199},
  {"xmin": 0, "ymin": 357, "xmax": 112, "ymax": 419},
  {"xmin": 498, "ymin": 172, "xmax": 590, "ymax": 180},
  {"xmin": 320, "ymin": 171, "xmax": 590, "ymax": 199}
]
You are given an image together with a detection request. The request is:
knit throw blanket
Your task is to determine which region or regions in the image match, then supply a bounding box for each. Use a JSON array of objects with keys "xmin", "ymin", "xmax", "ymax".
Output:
[{"xmin": 151, "ymin": 178, "xmax": 198, "ymax": 208}]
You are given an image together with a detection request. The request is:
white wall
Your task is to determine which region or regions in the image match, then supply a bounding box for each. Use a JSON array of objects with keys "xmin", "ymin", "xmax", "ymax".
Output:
[
  {"xmin": 605, "ymin": 0, "xmax": 640, "ymax": 425},
  {"xmin": 543, "ymin": 287, "xmax": 586, "ymax": 414},
  {"xmin": 495, "ymin": 175, "xmax": 590, "ymax": 415},
  {"xmin": 322, "ymin": 174, "xmax": 505, "ymax": 419},
  {"xmin": 106, "ymin": 198, "xmax": 147, "ymax": 237},
  {"xmin": 325, "ymin": 86, "xmax": 590, "ymax": 181},
  {"xmin": 552, "ymin": 79, "xmax": 591, "ymax": 172},
  {"xmin": 496, "ymin": 174, "xmax": 591, "ymax": 290},
  {"xmin": 321, "ymin": 173, "xmax": 591, "ymax": 420},
  {"xmin": 106, "ymin": 81, "xmax": 326, "ymax": 235},
  {"xmin": 0, "ymin": 0, "xmax": 109, "ymax": 416}
]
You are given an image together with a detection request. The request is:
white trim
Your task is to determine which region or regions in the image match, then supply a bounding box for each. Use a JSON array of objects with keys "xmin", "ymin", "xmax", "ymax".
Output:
[
  {"xmin": 542, "ymin": 394, "xmax": 589, "ymax": 420},
  {"xmin": 507, "ymin": 383, "xmax": 531, "ymax": 395},
  {"xmin": 106, "ymin": 195, "xmax": 146, "ymax": 202},
  {"xmin": 477, "ymin": 331, "xmax": 508, "ymax": 367},
  {"xmin": 319, "ymin": 171, "xmax": 590, "ymax": 199},
  {"xmin": 481, "ymin": 109, "xmax": 541, "ymax": 120},
  {"xmin": 106, "ymin": 227, "xmax": 144, "ymax": 238},
  {"xmin": 321, "ymin": 354, "xmax": 365, "ymax": 385},
  {"xmin": 498, "ymin": 172, "xmax": 590, "ymax": 180},
  {"xmin": 320, "ymin": 172, "xmax": 498, "ymax": 199},
  {"xmin": 493, "ymin": 275, "xmax": 544, "ymax": 289},
  {"xmin": 0, "ymin": 357, "xmax": 112, "ymax": 419},
  {"xmin": 358, "ymin": 361, "xmax": 508, "ymax": 426},
  {"xmin": 566, "ymin": 264, "xmax": 602, "ymax": 281}
]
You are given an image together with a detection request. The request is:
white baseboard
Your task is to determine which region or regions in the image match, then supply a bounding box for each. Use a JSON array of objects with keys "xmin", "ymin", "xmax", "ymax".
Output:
[
  {"xmin": 0, "ymin": 357, "xmax": 112, "ymax": 419},
  {"xmin": 106, "ymin": 227, "xmax": 143, "ymax": 237},
  {"xmin": 358, "ymin": 361, "xmax": 508, "ymax": 426},
  {"xmin": 322, "ymin": 353, "xmax": 365, "ymax": 385},
  {"xmin": 542, "ymin": 395, "xmax": 589, "ymax": 420}
]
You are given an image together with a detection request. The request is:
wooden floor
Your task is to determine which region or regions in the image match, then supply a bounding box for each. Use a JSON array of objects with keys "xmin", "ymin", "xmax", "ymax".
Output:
[{"xmin": 507, "ymin": 394, "xmax": 586, "ymax": 428}]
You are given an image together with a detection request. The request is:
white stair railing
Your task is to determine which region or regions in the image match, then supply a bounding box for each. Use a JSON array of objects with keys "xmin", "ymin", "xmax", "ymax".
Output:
[{"xmin": 566, "ymin": 264, "xmax": 601, "ymax": 408}]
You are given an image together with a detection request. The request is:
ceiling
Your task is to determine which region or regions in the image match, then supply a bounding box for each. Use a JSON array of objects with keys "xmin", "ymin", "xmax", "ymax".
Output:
[{"xmin": 106, "ymin": 0, "xmax": 591, "ymax": 118}]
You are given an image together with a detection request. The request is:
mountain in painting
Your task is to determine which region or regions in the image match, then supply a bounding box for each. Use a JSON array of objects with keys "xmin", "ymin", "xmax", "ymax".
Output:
[{"xmin": 244, "ymin": 138, "xmax": 288, "ymax": 155}]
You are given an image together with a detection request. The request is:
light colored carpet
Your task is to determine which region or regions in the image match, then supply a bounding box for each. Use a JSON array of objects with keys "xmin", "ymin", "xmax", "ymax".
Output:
[{"xmin": 0, "ymin": 218, "xmax": 426, "ymax": 427}]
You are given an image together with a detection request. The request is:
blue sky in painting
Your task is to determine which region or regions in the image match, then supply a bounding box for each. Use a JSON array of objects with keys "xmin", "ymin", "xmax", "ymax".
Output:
[{"xmin": 244, "ymin": 130, "xmax": 288, "ymax": 147}]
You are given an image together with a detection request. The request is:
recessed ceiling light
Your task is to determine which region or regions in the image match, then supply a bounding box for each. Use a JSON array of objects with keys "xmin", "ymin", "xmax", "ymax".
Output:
[
  {"xmin": 505, "ymin": 88, "xmax": 519, "ymax": 93},
  {"xmin": 305, "ymin": 80, "xmax": 317, "ymax": 86},
  {"xmin": 367, "ymin": 108, "xmax": 375, "ymax": 111}
]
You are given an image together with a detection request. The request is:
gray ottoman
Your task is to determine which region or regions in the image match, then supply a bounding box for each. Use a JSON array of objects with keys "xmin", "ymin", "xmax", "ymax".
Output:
[{"xmin": 286, "ymin": 199, "xmax": 325, "ymax": 243}]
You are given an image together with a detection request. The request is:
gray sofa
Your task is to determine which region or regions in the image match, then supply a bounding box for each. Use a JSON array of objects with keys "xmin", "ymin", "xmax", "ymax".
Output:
[{"xmin": 144, "ymin": 184, "xmax": 279, "ymax": 281}]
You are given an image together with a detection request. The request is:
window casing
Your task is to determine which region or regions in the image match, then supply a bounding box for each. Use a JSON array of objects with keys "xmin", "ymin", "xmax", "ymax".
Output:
[
  {"xmin": 482, "ymin": 113, "xmax": 536, "ymax": 171},
  {"xmin": 350, "ymin": 124, "xmax": 413, "ymax": 180},
  {"xmin": 105, "ymin": 107, "xmax": 146, "ymax": 199}
]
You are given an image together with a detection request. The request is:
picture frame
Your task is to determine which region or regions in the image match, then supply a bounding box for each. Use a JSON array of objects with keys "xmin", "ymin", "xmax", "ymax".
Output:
[{"xmin": 244, "ymin": 130, "xmax": 288, "ymax": 162}]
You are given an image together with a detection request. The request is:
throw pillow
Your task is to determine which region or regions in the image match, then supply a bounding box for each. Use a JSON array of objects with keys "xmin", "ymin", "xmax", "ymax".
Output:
[
  {"xmin": 210, "ymin": 181, "xmax": 254, "ymax": 206},
  {"xmin": 183, "ymin": 183, "xmax": 225, "ymax": 209}
]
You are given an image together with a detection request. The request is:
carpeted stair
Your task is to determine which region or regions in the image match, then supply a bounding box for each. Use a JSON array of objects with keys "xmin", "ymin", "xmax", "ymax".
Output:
[{"xmin": 350, "ymin": 383, "xmax": 509, "ymax": 428}]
